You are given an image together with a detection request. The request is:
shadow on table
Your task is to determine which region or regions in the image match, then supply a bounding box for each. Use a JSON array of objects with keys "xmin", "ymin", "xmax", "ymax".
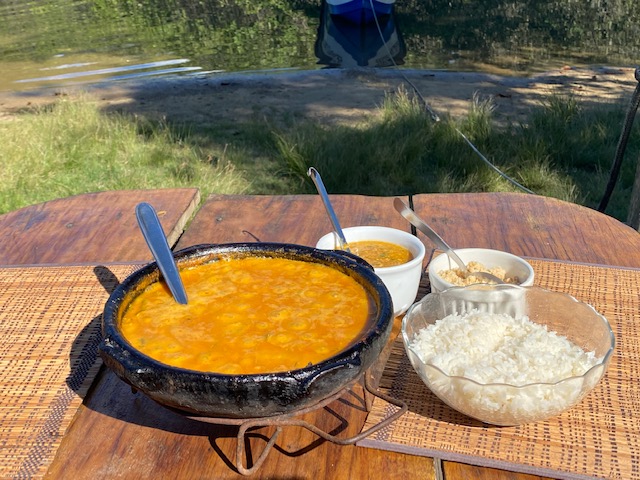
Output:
[
  {"xmin": 82, "ymin": 364, "xmax": 358, "ymax": 475},
  {"xmin": 65, "ymin": 266, "xmax": 125, "ymax": 400}
]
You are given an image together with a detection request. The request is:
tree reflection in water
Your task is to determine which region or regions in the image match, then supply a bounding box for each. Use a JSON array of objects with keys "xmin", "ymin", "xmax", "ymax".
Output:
[{"xmin": 1, "ymin": 0, "xmax": 640, "ymax": 92}]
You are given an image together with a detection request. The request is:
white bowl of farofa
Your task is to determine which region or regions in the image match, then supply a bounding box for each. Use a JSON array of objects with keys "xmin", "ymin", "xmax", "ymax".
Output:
[{"xmin": 428, "ymin": 248, "xmax": 534, "ymax": 293}]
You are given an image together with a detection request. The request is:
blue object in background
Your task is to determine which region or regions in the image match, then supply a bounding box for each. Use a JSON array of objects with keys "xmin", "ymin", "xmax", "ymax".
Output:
[
  {"xmin": 325, "ymin": 0, "xmax": 395, "ymax": 25},
  {"xmin": 316, "ymin": 0, "xmax": 405, "ymax": 67}
]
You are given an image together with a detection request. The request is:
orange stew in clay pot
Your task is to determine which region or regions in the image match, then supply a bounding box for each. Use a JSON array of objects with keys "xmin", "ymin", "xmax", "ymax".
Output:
[
  {"xmin": 100, "ymin": 243, "xmax": 394, "ymax": 418},
  {"xmin": 120, "ymin": 256, "xmax": 373, "ymax": 374}
]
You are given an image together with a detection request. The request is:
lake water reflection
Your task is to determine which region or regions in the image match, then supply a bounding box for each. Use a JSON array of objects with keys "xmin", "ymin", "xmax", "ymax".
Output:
[{"xmin": 1, "ymin": 0, "xmax": 639, "ymax": 93}]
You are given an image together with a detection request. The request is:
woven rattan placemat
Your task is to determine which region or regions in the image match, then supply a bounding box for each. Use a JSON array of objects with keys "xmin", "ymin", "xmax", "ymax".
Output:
[
  {"xmin": 0, "ymin": 264, "xmax": 138, "ymax": 479},
  {"xmin": 358, "ymin": 259, "xmax": 640, "ymax": 480}
]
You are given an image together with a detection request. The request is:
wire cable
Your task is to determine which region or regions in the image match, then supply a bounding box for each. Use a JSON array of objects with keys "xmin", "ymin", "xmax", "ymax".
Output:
[{"xmin": 368, "ymin": 0, "xmax": 534, "ymax": 194}]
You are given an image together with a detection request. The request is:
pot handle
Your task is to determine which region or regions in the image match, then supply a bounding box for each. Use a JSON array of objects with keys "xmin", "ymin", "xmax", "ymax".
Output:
[{"xmin": 299, "ymin": 357, "xmax": 361, "ymax": 394}]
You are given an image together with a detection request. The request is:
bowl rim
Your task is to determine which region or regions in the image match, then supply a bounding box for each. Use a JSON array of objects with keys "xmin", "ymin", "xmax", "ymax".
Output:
[
  {"xmin": 401, "ymin": 284, "xmax": 616, "ymax": 389},
  {"xmin": 316, "ymin": 225, "xmax": 427, "ymax": 272},
  {"xmin": 102, "ymin": 241, "xmax": 395, "ymax": 380}
]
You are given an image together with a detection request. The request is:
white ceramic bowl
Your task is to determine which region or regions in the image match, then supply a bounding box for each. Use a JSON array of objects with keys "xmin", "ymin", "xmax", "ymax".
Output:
[
  {"xmin": 428, "ymin": 248, "xmax": 534, "ymax": 293},
  {"xmin": 402, "ymin": 285, "xmax": 614, "ymax": 425},
  {"xmin": 316, "ymin": 226, "xmax": 426, "ymax": 316}
]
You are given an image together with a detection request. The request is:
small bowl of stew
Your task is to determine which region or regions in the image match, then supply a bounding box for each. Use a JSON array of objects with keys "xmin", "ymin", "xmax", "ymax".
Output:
[{"xmin": 316, "ymin": 226, "xmax": 426, "ymax": 316}]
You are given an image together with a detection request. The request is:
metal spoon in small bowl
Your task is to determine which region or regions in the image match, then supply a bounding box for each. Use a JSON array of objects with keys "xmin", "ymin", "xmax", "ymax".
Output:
[
  {"xmin": 393, "ymin": 198, "xmax": 504, "ymax": 284},
  {"xmin": 308, "ymin": 167, "xmax": 351, "ymax": 253},
  {"xmin": 135, "ymin": 202, "xmax": 188, "ymax": 304}
]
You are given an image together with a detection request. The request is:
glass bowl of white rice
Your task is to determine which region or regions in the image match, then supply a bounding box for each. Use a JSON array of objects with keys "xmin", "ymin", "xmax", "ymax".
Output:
[{"xmin": 401, "ymin": 285, "xmax": 615, "ymax": 426}]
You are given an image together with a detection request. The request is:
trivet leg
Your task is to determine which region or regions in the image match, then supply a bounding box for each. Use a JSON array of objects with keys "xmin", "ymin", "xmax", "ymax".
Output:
[
  {"xmin": 235, "ymin": 423, "xmax": 282, "ymax": 476},
  {"xmin": 363, "ymin": 375, "xmax": 374, "ymax": 411}
]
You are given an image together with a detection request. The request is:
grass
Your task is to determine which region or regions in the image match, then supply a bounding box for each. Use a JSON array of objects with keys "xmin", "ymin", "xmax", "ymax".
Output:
[{"xmin": 1, "ymin": 87, "xmax": 638, "ymax": 222}]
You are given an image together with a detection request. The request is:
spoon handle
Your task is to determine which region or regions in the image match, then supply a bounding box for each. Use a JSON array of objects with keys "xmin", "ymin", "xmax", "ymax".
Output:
[
  {"xmin": 393, "ymin": 198, "xmax": 468, "ymax": 272},
  {"xmin": 135, "ymin": 202, "xmax": 188, "ymax": 305},
  {"xmin": 308, "ymin": 167, "xmax": 351, "ymax": 252}
]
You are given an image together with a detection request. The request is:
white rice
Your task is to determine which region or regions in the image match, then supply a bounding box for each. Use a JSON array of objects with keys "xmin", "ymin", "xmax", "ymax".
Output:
[{"xmin": 408, "ymin": 309, "xmax": 604, "ymax": 424}]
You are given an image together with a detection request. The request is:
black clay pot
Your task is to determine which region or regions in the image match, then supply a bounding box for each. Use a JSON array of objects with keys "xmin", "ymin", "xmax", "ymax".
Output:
[{"xmin": 100, "ymin": 243, "xmax": 394, "ymax": 418}]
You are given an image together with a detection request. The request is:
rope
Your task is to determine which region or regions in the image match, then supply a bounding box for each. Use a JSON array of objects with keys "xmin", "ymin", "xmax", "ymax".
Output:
[
  {"xmin": 597, "ymin": 66, "xmax": 640, "ymax": 212},
  {"xmin": 368, "ymin": 0, "xmax": 534, "ymax": 194}
]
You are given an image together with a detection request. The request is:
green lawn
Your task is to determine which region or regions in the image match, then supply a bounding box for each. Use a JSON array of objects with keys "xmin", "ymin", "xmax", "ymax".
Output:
[{"xmin": 1, "ymin": 88, "xmax": 637, "ymax": 223}]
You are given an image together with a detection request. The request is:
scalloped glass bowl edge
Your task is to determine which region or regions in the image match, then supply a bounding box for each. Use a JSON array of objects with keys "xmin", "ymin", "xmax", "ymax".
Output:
[{"xmin": 401, "ymin": 285, "xmax": 615, "ymax": 426}]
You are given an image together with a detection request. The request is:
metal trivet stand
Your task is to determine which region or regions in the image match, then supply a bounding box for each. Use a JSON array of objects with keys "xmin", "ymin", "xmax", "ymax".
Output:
[{"xmin": 181, "ymin": 373, "xmax": 407, "ymax": 476}]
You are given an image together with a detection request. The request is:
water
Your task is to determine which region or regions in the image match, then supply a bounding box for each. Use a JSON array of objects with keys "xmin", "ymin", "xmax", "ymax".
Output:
[{"xmin": 1, "ymin": 0, "xmax": 639, "ymax": 94}]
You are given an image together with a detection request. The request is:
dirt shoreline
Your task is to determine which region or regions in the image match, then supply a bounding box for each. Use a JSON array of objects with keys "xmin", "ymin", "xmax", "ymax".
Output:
[{"xmin": 1, "ymin": 66, "xmax": 638, "ymax": 126}]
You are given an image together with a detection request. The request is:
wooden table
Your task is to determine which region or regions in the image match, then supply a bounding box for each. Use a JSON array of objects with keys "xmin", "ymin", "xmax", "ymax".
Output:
[{"xmin": 1, "ymin": 190, "xmax": 638, "ymax": 480}]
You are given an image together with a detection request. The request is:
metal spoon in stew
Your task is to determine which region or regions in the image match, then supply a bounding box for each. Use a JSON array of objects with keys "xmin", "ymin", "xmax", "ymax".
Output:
[
  {"xmin": 135, "ymin": 202, "xmax": 189, "ymax": 304},
  {"xmin": 393, "ymin": 198, "xmax": 505, "ymax": 284},
  {"xmin": 308, "ymin": 167, "xmax": 351, "ymax": 253}
]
